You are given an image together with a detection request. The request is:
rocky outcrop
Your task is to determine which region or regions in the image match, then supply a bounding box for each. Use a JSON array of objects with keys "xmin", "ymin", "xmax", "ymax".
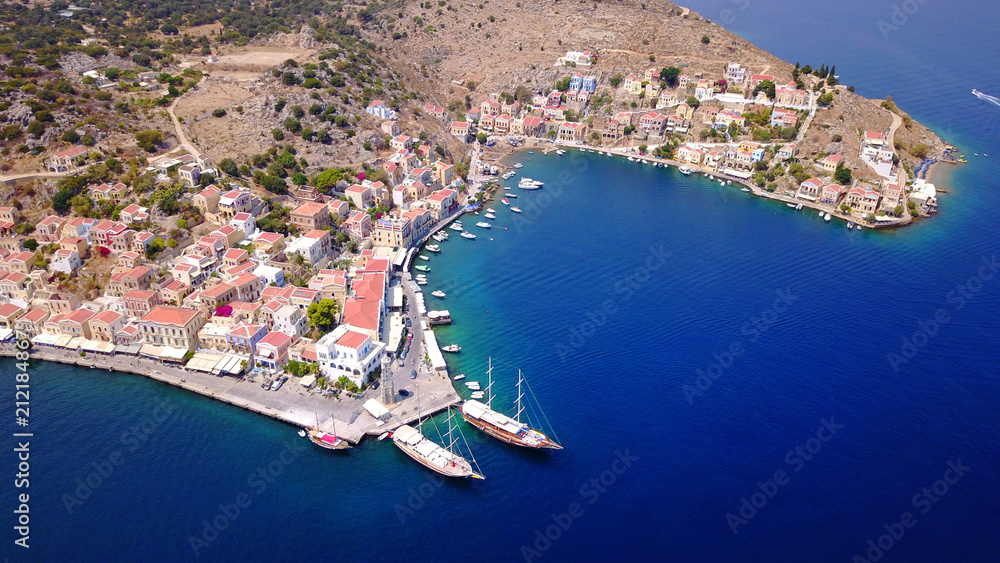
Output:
[{"xmin": 299, "ymin": 25, "xmax": 319, "ymax": 50}]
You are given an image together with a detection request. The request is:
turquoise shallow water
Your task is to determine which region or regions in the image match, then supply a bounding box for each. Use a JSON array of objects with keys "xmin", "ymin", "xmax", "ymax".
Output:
[{"xmin": 4, "ymin": 1, "xmax": 1000, "ymax": 560}]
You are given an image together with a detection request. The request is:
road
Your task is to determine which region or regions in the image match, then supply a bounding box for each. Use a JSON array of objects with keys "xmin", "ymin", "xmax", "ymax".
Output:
[{"xmin": 166, "ymin": 77, "xmax": 205, "ymax": 158}]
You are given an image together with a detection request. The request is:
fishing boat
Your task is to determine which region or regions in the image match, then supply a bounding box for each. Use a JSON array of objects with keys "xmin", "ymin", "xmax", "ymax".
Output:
[
  {"xmin": 510, "ymin": 207, "xmax": 522, "ymax": 213},
  {"xmin": 304, "ymin": 415, "xmax": 351, "ymax": 450},
  {"xmin": 415, "ymin": 265, "xmax": 430, "ymax": 272},
  {"xmin": 505, "ymin": 192, "xmax": 518, "ymax": 198},
  {"xmin": 392, "ymin": 414, "xmax": 484, "ymax": 479},
  {"xmin": 425, "ymin": 244, "xmax": 440, "ymax": 253},
  {"xmin": 460, "ymin": 232, "xmax": 477, "ymax": 239},
  {"xmin": 418, "ymin": 255, "xmax": 429, "ymax": 261},
  {"xmin": 476, "ymin": 221, "xmax": 491, "ymax": 229},
  {"xmin": 501, "ymin": 199, "xmax": 510, "ymax": 206},
  {"xmin": 431, "ymin": 290, "xmax": 446, "ymax": 298},
  {"xmin": 679, "ymin": 166, "xmax": 692, "ymax": 175},
  {"xmin": 442, "ymin": 344, "xmax": 461, "ymax": 353},
  {"xmin": 484, "ymin": 213, "xmax": 496, "ymax": 219},
  {"xmin": 461, "ymin": 359, "xmax": 563, "ymax": 450}
]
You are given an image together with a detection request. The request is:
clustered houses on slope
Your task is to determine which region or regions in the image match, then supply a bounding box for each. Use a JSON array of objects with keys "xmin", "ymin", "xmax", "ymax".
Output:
[{"xmin": 0, "ymin": 117, "xmax": 469, "ymax": 388}]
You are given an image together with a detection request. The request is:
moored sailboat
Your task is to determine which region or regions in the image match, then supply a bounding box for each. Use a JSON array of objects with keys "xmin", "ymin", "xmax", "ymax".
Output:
[
  {"xmin": 392, "ymin": 387, "xmax": 484, "ymax": 479},
  {"xmin": 461, "ymin": 359, "xmax": 563, "ymax": 450}
]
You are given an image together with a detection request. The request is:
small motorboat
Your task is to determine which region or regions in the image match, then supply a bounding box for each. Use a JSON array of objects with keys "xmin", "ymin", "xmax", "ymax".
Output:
[
  {"xmin": 416, "ymin": 279, "xmax": 427, "ymax": 285},
  {"xmin": 425, "ymin": 244, "xmax": 440, "ymax": 253},
  {"xmin": 298, "ymin": 430, "xmax": 307, "ymax": 437},
  {"xmin": 847, "ymin": 222, "xmax": 854, "ymax": 229},
  {"xmin": 795, "ymin": 203, "xmax": 803, "ymax": 210},
  {"xmin": 824, "ymin": 213, "xmax": 831, "ymax": 222},
  {"xmin": 679, "ymin": 166, "xmax": 692, "ymax": 175},
  {"xmin": 505, "ymin": 193, "xmax": 518, "ymax": 198},
  {"xmin": 471, "ymin": 391, "xmax": 485, "ymax": 399},
  {"xmin": 510, "ymin": 207, "xmax": 522, "ymax": 213},
  {"xmin": 501, "ymin": 198, "xmax": 510, "ymax": 205},
  {"xmin": 453, "ymin": 373, "xmax": 466, "ymax": 381},
  {"xmin": 378, "ymin": 432, "xmax": 390, "ymax": 441},
  {"xmin": 513, "ymin": 162, "xmax": 523, "ymax": 168},
  {"xmin": 741, "ymin": 187, "xmax": 750, "ymax": 192},
  {"xmin": 431, "ymin": 290, "xmax": 446, "ymax": 298},
  {"xmin": 486, "ymin": 208, "xmax": 496, "ymax": 213},
  {"xmin": 418, "ymin": 255, "xmax": 429, "ymax": 261},
  {"xmin": 787, "ymin": 203, "xmax": 796, "ymax": 208},
  {"xmin": 484, "ymin": 213, "xmax": 496, "ymax": 219},
  {"xmin": 556, "ymin": 149, "xmax": 566, "ymax": 155},
  {"xmin": 442, "ymin": 344, "xmax": 461, "ymax": 353},
  {"xmin": 415, "ymin": 265, "xmax": 430, "ymax": 271},
  {"xmin": 450, "ymin": 224, "xmax": 464, "ymax": 231},
  {"xmin": 461, "ymin": 232, "xmax": 477, "ymax": 239},
  {"xmin": 476, "ymin": 222, "xmax": 491, "ymax": 229}
]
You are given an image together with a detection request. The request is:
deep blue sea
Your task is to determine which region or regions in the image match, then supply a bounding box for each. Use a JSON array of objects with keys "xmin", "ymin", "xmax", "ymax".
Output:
[{"xmin": 4, "ymin": 1, "xmax": 1000, "ymax": 560}]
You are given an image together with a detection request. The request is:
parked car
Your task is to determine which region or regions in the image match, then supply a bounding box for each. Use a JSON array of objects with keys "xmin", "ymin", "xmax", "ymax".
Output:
[
  {"xmin": 397, "ymin": 358, "xmax": 405, "ymax": 367},
  {"xmin": 271, "ymin": 376, "xmax": 288, "ymax": 391},
  {"xmin": 399, "ymin": 389, "xmax": 410, "ymax": 397},
  {"xmin": 406, "ymin": 318, "xmax": 412, "ymax": 328},
  {"xmin": 410, "ymin": 370, "xmax": 417, "ymax": 380}
]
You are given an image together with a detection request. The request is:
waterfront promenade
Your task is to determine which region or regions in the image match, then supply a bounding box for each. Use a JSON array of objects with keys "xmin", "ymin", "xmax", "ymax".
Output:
[{"xmin": 1, "ymin": 344, "xmax": 459, "ymax": 444}]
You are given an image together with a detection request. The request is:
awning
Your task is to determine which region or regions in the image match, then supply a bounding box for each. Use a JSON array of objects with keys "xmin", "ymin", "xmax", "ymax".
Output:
[
  {"xmin": 32, "ymin": 333, "xmax": 60, "ymax": 347},
  {"xmin": 139, "ymin": 344, "xmax": 188, "ymax": 361},
  {"xmin": 0, "ymin": 328, "xmax": 13, "ymax": 341},
  {"xmin": 115, "ymin": 343, "xmax": 142, "ymax": 355},
  {"xmin": 212, "ymin": 354, "xmax": 245, "ymax": 375},
  {"xmin": 187, "ymin": 353, "xmax": 224, "ymax": 373},
  {"xmin": 80, "ymin": 339, "xmax": 114, "ymax": 354},
  {"xmin": 363, "ymin": 398, "xmax": 390, "ymax": 420},
  {"xmin": 300, "ymin": 375, "xmax": 316, "ymax": 387}
]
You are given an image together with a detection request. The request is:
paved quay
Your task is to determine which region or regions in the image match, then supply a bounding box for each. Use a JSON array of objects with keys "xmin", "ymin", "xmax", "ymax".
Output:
[{"xmin": 1, "ymin": 344, "xmax": 459, "ymax": 445}]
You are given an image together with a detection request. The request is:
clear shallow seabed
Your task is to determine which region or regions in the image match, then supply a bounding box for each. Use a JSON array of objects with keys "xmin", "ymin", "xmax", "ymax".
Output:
[{"xmin": 4, "ymin": 1, "xmax": 1000, "ymax": 560}]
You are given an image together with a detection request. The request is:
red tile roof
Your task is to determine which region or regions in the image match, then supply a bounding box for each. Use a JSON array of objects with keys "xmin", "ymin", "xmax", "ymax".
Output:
[
  {"xmin": 336, "ymin": 330, "xmax": 369, "ymax": 350},
  {"xmin": 142, "ymin": 306, "xmax": 200, "ymax": 327}
]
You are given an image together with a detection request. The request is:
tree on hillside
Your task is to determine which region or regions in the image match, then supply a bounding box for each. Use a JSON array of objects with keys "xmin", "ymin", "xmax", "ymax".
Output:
[
  {"xmin": 834, "ymin": 165, "xmax": 853, "ymax": 186},
  {"xmin": 135, "ymin": 130, "xmax": 164, "ymax": 153},
  {"xmin": 660, "ymin": 67, "xmax": 681, "ymax": 87}
]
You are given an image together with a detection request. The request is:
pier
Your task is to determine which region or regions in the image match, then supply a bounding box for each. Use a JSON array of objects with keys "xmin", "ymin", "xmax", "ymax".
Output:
[{"xmin": 1, "ymin": 344, "xmax": 459, "ymax": 445}]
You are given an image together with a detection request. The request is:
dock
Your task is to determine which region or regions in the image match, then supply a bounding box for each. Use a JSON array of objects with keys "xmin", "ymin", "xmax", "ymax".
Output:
[{"xmin": 1, "ymin": 344, "xmax": 459, "ymax": 445}]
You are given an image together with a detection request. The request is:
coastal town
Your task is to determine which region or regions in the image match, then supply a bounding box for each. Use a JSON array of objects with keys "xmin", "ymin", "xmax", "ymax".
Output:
[{"xmin": 0, "ymin": 2, "xmax": 958, "ymax": 452}]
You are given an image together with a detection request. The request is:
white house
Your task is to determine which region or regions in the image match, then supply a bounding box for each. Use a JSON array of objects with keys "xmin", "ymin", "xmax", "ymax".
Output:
[
  {"xmin": 315, "ymin": 325, "xmax": 387, "ymax": 387},
  {"xmin": 272, "ymin": 304, "xmax": 308, "ymax": 338},
  {"xmin": 366, "ymin": 100, "xmax": 396, "ymax": 120},
  {"xmin": 253, "ymin": 264, "xmax": 285, "ymax": 287},
  {"xmin": 51, "ymin": 249, "xmax": 82, "ymax": 274}
]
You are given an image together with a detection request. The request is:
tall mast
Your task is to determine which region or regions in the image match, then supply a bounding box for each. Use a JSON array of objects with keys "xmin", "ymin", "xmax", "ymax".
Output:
[
  {"xmin": 485, "ymin": 357, "xmax": 494, "ymax": 409},
  {"xmin": 514, "ymin": 369, "xmax": 525, "ymax": 424}
]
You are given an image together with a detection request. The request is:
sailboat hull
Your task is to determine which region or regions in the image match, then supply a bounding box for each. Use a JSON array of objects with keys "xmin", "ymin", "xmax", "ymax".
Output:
[
  {"xmin": 391, "ymin": 424, "xmax": 484, "ymax": 479},
  {"xmin": 307, "ymin": 430, "xmax": 352, "ymax": 450},
  {"xmin": 461, "ymin": 410, "xmax": 563, "ymax": 450}
]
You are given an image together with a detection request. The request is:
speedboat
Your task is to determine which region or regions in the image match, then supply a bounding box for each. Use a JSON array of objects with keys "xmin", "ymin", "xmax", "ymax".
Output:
[
  {"xmin": 453, "ymin": 374, "xmax": 466, "ymax": 381},
  {"xmin": 484, "ymin": 213, "xmax": 496, "ymax": 219},
  {"xmin": 513, "ymin": 163, "xmax": 523, "ymax": 168},
  {"xmin": 431, "ymin": 290, "xmax": 446, "ymax": 298},
  {"xmin": 679, "ymin": 166, "xmax": 692, "ymax": 175},
  {"xmin": 556, "ymin": 149, "xmax": 566, "ymax": 155},
  {"xmin": 505, "ymin": 193, "xmax": 518, "ymax": 198},
  {"xmin": 425, "ymin": 244, "xmax": 440, "ymax": 253},
  {"xmin": 795, "ymin": 203, "xmax": 803, "ymax": 210},
  {"xmin": 824, "ymin": 213, "xmax": 831, "ymax": 222},
  {"xmin": 486, "ymin": 208, "xmax": 496, "ymax": 213},
  {"xmin": 461, "ymin": 232, "xmax": 477, "ymax": 239},
  {"xmin": 518, "ymin": 178, "xmax": 543, "ymax": 189},
  {"xmin": 787, "ymin": 203, "xmax": 796, "ymax": 208},
  {"xmin": 415, "ymin": 265, "xmax": 430, "ymax": 272},
  {"xmin": 442, "ymin": 344, "xmax": 461, "ymax": 353},
  {"xmin": 628, "ymin": 156, "xmax": 635, "ymax": 162},
  {"xmin": 510, "ymin": 207, "xmax": 522, "ymax": 213},
  {"xmin": 847, "ymin": 222, "xmax": 854, "ymax": 229},
  {"xmin": 501, "ymin": 199, "xmax": 510, "ymax": 205},
  {"xmin": 416, "ymin": 279, "xmax": 427, "ymax": 285},
  {"xmin": 476, "ymin": 222, "xmax": 491, "ymax": 229},
  {"xmin": 741, "ymin": 187, "xmax": 750, "ymax": 192}
]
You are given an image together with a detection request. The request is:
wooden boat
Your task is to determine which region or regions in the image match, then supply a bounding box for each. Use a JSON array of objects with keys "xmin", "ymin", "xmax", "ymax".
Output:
[{"xmin": 461, "ymin": 359, "xmax": 563, "ymax": 450}]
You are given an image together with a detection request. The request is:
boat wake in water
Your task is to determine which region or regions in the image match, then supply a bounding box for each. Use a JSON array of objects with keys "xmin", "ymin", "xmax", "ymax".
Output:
[{"xmin": 972, "ymin": 89, "xmax": 1000, "ymax": 108}]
